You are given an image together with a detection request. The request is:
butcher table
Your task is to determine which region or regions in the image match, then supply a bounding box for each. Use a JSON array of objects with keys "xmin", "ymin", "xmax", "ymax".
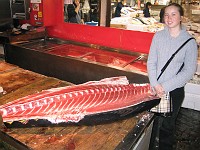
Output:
[{"xmin": 0, "ymin": 61, "xmax": 154, "ymax": 150}]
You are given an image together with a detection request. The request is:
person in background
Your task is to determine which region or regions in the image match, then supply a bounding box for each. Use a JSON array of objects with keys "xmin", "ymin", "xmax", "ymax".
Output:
[
  {"xmin": 67, "ymin": 0, "xmax": 83, "ymax": 24},
  {"xmin": 147, "ymin": 3, "xmax": 198, "ymax": 150},
  {"xmin": 143, "ymin": 2, "xmax": 152, "ymax": 17},
  {"xmin": 90, "ymin": 6, "xmax": 98, "ymax": 22},
  {"xmin": 114, "ymin": 0, "xmax": 125, "ymax": 17},
  {"xmin": 159, "ymin": 6, "xmax": 166, "ymax": 23},
  {"xmin": 154, "ymin": 0, "xmax": 159, "ymax": 5}
]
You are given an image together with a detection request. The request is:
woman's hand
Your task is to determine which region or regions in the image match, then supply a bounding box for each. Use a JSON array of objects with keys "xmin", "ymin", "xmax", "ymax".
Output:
[
  {"xmin": 75, "ymin": 0, "xmax": 80, "ymax": 13},
  {"xmin": 154, "ymin": 84, "xmax": 165, "ymax": 98},
  {"xmin": 80, "ymin": 19, "xmax": 84, "ymax": 24},
  {"xmin": 75, "ymin": 1, "xmax": 80, "ymax": 9}
]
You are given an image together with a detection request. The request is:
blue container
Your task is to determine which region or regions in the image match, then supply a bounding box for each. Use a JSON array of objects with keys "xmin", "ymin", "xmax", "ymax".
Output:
[{"xmin": 85, "ymin": 22, "xmax": 98, "ymax": 26}]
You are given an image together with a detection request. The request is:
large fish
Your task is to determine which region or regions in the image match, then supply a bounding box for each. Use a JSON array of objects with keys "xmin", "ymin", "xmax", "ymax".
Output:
[{"xmin": 0, "ymin": 76, "xmax": 159, "ymax": 126}]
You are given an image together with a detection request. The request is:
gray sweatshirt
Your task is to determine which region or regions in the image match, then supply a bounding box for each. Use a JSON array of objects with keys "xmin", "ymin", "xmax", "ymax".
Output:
[{"xmin": 147, "ymin": 26, "xmax": 198, "ymax": 92}]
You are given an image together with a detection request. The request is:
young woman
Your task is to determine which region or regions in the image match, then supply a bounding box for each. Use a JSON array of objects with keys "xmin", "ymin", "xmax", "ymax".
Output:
[
  {"xmin": 143, "ymin": 2, "xmax": 152, "ymax": 17},
  {"xmin": 114, "ymin": 0, "xmax": 125, "ymax": 17},
  {"xmin": 147, "ymin": 3, "xmax": 198, "ymax": 150},
  {"xmin": 67, "ymin": 0, "xmax": 83, "ymax": 24}
]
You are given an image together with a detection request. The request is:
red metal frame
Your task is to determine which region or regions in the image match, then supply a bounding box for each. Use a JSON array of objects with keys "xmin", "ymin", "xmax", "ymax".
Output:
[{"xmin": 28, "ymin": 0, "xmax": 154, "ymax": 54}]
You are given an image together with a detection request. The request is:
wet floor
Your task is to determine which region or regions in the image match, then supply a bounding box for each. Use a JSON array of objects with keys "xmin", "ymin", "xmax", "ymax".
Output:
[{"xmin": 175, "ymin": 108, "xmax": 200, "ymax": 150}]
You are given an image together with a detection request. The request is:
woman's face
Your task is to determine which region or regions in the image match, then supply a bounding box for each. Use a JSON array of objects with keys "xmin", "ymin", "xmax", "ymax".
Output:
[{"xmin": 164, "ymin": 5, "xmax": 182, "ymax": 29}]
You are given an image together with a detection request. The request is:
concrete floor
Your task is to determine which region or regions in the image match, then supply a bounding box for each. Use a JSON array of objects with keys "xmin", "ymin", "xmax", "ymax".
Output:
[{"xmin": 176, "ymin": 108, "xmax": 200, "ymax": 150}]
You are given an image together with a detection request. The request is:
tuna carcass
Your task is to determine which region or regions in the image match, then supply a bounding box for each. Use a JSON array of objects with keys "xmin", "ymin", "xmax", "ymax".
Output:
[{"xmin": 0, "ymin": 76, "xmax": 159, "ymax": 126}]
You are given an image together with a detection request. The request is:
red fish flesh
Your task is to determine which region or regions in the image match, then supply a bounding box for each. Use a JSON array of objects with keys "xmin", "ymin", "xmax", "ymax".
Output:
[{"xmin": 0, "ymin": 76, "xmax": 158, "ymax": 124}]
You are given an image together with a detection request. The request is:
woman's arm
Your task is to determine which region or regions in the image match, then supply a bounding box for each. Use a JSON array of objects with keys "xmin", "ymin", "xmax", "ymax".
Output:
[
  {"xmin": 147, "ymin": 34, "xmax": 160, "ymax": 87},
  {"xmin": 162, "ymin": 40, "xmax": 198, "ymax": 92}
]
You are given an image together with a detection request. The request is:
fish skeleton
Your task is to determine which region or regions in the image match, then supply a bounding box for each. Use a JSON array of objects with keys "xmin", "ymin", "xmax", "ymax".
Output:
[{"xmin": 0, "ymin": 76, "xmax": 158, "ymax": 124}]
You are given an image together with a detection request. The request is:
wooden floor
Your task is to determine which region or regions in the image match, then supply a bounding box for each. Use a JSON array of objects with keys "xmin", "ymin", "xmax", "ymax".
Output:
[{"xmin": 0, "ymin": 60, "xmax": 151, "ymax": 150}]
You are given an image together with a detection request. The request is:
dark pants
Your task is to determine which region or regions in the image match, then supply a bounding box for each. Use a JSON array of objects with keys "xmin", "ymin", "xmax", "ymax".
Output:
[{"xmin": 149, "ymin": 87, "xmax": 185, "ymax": 150}]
